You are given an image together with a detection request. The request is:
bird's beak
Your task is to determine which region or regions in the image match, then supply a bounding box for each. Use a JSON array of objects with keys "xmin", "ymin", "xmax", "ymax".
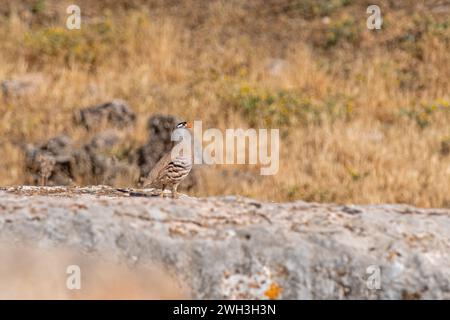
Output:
[{"xmin": 186, "ymin": 122, "xmax": 192, "ymax": 128}]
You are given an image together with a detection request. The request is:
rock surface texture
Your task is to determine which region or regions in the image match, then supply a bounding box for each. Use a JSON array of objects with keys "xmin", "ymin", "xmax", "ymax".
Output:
[{"xmin": 0, "ymin": 186, "xmax": 449, "ymax": 299}]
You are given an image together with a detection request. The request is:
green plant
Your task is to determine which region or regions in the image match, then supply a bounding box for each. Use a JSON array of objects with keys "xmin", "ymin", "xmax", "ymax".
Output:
[
  {"xmin": 229, "ymin": 84, "xmax": 351, "ymax": 127},
  {"xmin": 400, "ymin": 100, "xmax": 450, "ymax": 128},
  {"xmin": 24, "ymin": 21, "xmax": 115, "ymax": 66},
  {"xmin": 288, "ymin": 0, "xmax": 354, "ymax": 19},
  {"xmin": 31, "ymin": 0, "xmax": 47, "ymax": 14},
  {"xmin": 323, "ymin": 16, "xmax": 360, "ymax": 48}
]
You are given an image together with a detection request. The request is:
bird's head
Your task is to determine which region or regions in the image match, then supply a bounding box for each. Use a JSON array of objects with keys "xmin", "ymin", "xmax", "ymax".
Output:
[{"xmin": 175, "ymin": 121, "xmax": 192, "ymax": 129}]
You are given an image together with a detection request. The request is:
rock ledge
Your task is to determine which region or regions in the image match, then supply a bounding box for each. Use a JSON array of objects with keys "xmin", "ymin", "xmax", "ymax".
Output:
[{"xmin": 0, "ymin": 186, "xmax": 449, "ymax": 299}]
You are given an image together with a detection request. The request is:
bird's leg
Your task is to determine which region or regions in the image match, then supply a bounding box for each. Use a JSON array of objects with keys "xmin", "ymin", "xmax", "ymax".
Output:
[
  {"xmin": 160, "ymin": 185, "xmax": 166, "ymax": 198},
  {"xmin": 171, "ymin": 184, "xmax": 179, "ymax": 199}
]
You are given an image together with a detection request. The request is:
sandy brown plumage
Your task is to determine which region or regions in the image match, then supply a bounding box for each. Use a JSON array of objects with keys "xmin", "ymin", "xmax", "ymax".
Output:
[{"xmin": 142, "ymin": 122, "xmax": 193, "ymax": 198}]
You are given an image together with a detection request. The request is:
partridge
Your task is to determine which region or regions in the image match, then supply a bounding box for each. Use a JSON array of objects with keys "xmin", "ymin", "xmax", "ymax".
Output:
[{"xmin": 143, "ymin": 121, "xmax": 193, "ymax": 198}]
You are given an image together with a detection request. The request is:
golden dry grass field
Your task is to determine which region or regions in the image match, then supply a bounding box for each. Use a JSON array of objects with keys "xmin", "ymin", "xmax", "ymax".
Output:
[{"xmin": 0, "ymin": 0, "xmax": 449, "ymax": 207}]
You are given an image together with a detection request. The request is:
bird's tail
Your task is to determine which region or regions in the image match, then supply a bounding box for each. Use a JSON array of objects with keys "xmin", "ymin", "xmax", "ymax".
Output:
[{"xmin": 115, "ymin": 188, "xmax": 159, "ymax": 197}]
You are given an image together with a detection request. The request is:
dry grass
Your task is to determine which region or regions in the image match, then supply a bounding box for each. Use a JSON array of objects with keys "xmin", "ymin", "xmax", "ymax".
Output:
[{"xmin": 0, "ymin": 0, "xmax": 449, "ymax": 207}]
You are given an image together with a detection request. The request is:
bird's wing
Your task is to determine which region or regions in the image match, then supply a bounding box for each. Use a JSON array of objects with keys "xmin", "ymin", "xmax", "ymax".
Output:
[{"xmin": 143, "ymin": 152, "xmax": 173, "ymax": 187}]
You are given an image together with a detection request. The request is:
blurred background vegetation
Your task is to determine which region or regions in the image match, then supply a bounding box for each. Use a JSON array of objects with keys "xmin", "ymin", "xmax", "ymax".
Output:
[{"xmin": 0, "ymin": 0, "xmax": 449, "ymax": 207}]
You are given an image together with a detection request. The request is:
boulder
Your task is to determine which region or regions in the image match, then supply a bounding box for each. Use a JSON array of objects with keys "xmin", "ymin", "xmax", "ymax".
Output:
[
  {"xmin": 1, "ymin": 73, "xmax": 43, "ymax": 100},
  {"xmin": 25, "ymin": 135, "xmax": 74, "ymax": 185},
  {"xmin": 74, "ymin": 100, "xmax": 136, "ymax": 130},
  {"xmin": 24, "ymin": 132, "xmax": 138, "ymax": 186},
  {"xmin": 1, "ymin": 186, "xmax": 449, "ymax": 299}
]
